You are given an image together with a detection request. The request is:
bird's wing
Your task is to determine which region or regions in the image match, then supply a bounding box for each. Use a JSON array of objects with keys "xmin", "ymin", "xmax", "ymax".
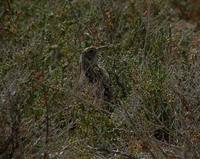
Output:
[{"xmin": 95, "ymin": 66, "xmax": 112, "ymax": 101}]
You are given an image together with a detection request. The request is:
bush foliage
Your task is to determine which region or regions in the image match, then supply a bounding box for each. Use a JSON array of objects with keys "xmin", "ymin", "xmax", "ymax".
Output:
[{"xmin": 1, "ymin": 0, "xmax": 200, "ymax": 158}]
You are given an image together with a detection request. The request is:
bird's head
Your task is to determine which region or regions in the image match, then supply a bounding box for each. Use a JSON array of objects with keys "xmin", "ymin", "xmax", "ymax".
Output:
[{"xmin": 82, "ymin": 45, "xmax": 108, "ymax": 62}]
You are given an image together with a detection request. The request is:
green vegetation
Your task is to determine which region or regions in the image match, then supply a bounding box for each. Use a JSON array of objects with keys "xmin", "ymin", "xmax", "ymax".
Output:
[{"xmin": 1, "ymin": 0, "xmax": 200, "ymax": 158}]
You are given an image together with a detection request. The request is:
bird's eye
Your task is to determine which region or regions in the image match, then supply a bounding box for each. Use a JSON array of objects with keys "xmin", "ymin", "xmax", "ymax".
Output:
[{"xmin": 89, "ymin": 49, "xmax": 94, "ymax": 53}]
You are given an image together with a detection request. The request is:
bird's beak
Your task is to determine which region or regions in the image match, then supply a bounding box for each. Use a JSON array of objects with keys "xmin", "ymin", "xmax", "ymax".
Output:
[{"xmin": 96, "ymin": 45, "xmax": 110, "ymax": 52}]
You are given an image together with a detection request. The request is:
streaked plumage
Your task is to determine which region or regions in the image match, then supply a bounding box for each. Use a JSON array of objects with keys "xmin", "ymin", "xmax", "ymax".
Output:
[{"xmin": 79, "ymin": 46, "xmax": 112, "ymax": 102}]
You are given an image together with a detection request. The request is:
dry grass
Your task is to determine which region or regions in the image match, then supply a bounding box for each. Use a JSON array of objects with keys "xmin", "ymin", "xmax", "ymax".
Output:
[{"xmin": 1, "ymin": 0, "xmax": 200, "ymax": 158}]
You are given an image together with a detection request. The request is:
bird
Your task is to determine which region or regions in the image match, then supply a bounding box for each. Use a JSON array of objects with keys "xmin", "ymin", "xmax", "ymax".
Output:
[{"xmin": 79, "ymin": 45, "xmax": 112, "ymax": 104}]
